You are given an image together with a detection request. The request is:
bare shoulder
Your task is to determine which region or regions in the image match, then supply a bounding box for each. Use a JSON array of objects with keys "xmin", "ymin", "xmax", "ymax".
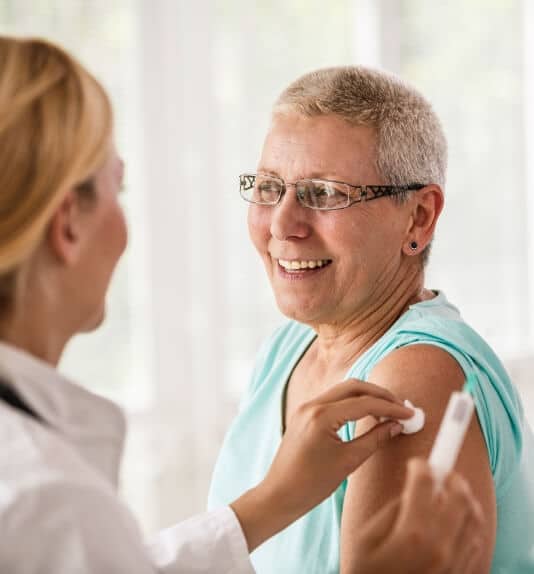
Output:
[
  {"xmin": 351, "ymin": 344, "xmax": 470, "ymax": 480},
  {"xmin": 369, "ymin": 344, "xmax": 466, "ymax": 443},
  {"xmin": 356, "ymin": 343, "xmax": 491, "ymax": 480},
  {"xmin": 369, "ymin": 343, "xmax": 465, "ymax": 402}
]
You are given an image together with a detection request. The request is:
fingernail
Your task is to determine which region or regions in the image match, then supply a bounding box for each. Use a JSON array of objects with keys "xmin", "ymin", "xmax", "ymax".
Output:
[{"xmin": 390, "ymin": 422, "xmax": 403, "ymax": 437}]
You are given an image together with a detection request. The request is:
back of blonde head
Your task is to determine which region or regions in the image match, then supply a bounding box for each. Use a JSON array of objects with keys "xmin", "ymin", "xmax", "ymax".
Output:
[
  {"xmin": 274, "ymin": 66, "xmax": 447, "ymax": 189},
  {"xmin": 0, "ymin": 36, "xmax": 112, "ymax": 310}
]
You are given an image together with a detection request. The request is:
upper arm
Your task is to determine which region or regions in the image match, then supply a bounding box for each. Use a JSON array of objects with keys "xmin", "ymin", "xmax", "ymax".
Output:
[
  {"xmin": 0, "ymin": 480, "xmax": 154, "ymax": 574},
  {"xmin": 340, "ymin": 344, "xmax": 496, "ymax": 573}
]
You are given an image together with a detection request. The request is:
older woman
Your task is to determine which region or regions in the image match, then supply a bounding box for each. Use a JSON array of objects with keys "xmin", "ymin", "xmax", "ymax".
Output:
[
  {"xmin": 0, "ymin": 37, "xmax": 485, "ymax": 573},
  {"xmin": 208, "ymin": 66, "xmax": 534, "ymax": 573}
]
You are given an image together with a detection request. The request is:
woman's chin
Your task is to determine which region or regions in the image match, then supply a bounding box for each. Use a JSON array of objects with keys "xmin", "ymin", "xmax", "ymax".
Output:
[
  {"xmin": 80, "ymin": 307, "xmax": 106, "ymax": 333},
  {"xmin": 276, "ymin": 296, "xmax": 320, "ymax": 325}
]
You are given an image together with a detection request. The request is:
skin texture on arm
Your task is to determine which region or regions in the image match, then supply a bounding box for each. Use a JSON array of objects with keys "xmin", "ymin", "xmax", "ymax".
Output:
[{"xmin": 340, "ymin": 344, "xmax": 496, "ymax": 574}]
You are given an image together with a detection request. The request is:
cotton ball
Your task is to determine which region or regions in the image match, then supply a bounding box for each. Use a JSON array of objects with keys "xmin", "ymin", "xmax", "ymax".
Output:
[{"xmin": 400, "ymin": 399, "xmax": 425, "ymax": 434}]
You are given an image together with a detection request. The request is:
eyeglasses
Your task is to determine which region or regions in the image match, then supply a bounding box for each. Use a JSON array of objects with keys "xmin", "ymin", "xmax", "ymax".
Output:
[{"xmin": 239, "ymin": 173, "xmax": 425, "ymax": 211}]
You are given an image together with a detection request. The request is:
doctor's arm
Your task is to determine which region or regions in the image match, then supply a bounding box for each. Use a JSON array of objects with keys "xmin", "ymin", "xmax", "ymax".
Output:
[
  {"xmin": 0, "ymin": 479, "xmax": 254, "ymax": 574},
  {"xmin": 0, "ymin": 379, "xmax": 484, "ymax": 574},
  {"xmin": 0, "ymin": 381, "xmax": 410, "ymax": 574},
  {"xmin": 0, "ymin": 481, "xmax": 156, "ymax": 574},
  {"xmin": 151, "ymin": 380, "xmax": 413, "ymax": 572}
]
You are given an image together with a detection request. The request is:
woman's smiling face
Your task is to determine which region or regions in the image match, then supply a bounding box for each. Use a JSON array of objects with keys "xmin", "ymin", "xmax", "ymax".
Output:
[{"xmin": 248, "ymin": 113, "xmax": 414, "ymax": 328}]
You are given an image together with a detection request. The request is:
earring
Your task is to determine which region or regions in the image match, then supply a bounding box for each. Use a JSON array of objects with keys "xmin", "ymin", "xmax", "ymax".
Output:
[{"xmin": 410, "ymin": 241, "xmax": 418, "ymax": 251}]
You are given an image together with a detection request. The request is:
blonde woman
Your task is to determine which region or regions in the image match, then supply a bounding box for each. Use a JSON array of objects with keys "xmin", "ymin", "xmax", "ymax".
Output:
[{"xmin": 0, "ymin": 37, "xmax": 482, "ymax": 573}]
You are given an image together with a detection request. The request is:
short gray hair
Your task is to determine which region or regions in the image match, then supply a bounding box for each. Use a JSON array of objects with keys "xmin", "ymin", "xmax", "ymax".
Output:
[{"xmin": 273, "ymin": 66, "xmax": 447, "ymax": 264}]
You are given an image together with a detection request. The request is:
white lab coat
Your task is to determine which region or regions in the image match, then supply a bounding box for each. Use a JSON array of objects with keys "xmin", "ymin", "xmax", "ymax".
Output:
[{"xmin": 0, "ymin": 343, "xmax": 254, "ymax": 573}]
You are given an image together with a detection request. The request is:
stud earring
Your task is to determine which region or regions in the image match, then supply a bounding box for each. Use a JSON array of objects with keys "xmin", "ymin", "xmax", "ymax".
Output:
[{"xmin": 410, "ymin": 241, "xmax": 418, "ymax": 251}]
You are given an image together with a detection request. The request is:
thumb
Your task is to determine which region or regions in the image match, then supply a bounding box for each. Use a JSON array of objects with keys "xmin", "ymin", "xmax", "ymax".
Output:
[
  {"xmin": 394, "ymin": 458, "xmax": 435, "ymax": 531},
  {"xmin": 358, "ymin": 497, "xmax": 401, "ymax": 550},
  {"xmin": 344, "ymin": 421, "xmax": 402, "ymax": 473}
]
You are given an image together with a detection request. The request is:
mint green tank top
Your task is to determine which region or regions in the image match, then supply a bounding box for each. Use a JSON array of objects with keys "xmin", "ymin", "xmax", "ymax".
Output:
[{"xmin": 208, "ymin": 292, "xmax": 534, "ymax": 573}]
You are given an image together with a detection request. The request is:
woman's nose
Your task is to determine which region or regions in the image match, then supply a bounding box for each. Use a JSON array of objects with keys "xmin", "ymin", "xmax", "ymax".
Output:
[{"xmin": 269, "ymin": 187, "xmax": 311, "ymax": 241}]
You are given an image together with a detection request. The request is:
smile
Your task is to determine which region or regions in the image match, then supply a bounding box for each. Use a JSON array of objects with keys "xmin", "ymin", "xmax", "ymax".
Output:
[{"xmin": 277, "ymin": 259, "xmax": 332, "ymax": 271}]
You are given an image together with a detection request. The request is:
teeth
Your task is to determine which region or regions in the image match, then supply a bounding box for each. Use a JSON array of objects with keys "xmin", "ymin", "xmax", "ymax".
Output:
[{"xmin": 278, "ymin": 259, "xmax": 331, "ymax": 271}]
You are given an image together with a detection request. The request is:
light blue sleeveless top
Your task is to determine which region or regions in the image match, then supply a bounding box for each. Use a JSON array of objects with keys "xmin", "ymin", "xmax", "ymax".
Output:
[{"xmin": 208, "ymin": 292, "xmax": 534, "ymax": 573}]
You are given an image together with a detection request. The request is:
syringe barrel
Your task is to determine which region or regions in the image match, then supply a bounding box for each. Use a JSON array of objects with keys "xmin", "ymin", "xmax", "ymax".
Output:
[{"xmin": 428, "ymin": 391, "xmax": 475, "ymax": 485}]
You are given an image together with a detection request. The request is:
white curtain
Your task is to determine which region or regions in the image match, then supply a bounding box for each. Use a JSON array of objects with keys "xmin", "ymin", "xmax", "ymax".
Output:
[{"xmin": 1, "ymin": 0, "xmax": 532, "ymax": 535}]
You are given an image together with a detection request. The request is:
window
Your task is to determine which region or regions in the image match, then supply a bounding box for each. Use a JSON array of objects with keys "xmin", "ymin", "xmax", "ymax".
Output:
[{"xmin": 2, "ymin": 0, "xmax": 532, "ymax": 535}]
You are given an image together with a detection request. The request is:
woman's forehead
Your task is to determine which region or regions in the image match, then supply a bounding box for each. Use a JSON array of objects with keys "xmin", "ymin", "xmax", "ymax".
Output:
[{"xmin": 259, "ymin": 114, "xmax": 380, "ymax": 181}]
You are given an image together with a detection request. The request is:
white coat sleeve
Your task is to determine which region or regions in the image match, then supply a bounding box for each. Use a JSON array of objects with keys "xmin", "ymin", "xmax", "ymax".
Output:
[
  {"xmin": 148, "ymin": 506, "xmax": 255, "ymax": 574},
  {"xmin": 0, "ymin": 480, "xmax": 254, "ymax": 574}
]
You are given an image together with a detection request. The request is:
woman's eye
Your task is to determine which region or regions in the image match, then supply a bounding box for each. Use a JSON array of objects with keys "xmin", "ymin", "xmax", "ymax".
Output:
[
  {"xmin": 258, "ymin": 183, "xmax": 276, "ymax": 194},
  {"xmin": 312, "ymin": 185, "xmax": 330, "ymax": 197}
]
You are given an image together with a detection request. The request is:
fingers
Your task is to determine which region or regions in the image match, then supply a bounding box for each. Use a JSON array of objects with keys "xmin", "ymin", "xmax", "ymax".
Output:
[
  {"xmin": 460, "ymin": 544, "xmax": 484, "ymax": 574},
  {"xmin": 310, "ymin": 379, "xmax": 406, "ymax": 407},
  {"xmin": 393, "ymin": 460, "xmax": 485, "ymax": 573},
  {"xmin": 439, "ymin": 472, "xmax": 485, "ymax": 573},
  {"xmin": 436, "ymin": 471, "xmax": 482, "ymax": 539},
  {"xmin": 342, "ymin": 420, "xmax": 403, "ymax": 472},
  {"xmin": 312, "ymin": 395, "xmax": 414, "ymax": 431},
  {"xmin": 356, "ymin": 497, "xmax": 401, "ymax": 551},
  {"xmin": 394, "ymin": 458, "xmax": 436, "ymax": 533},
  {"xmin": 350, "ymin": 458, "xmax": 485, "ymax": 574},
  {"xmin": 452, "ymin": 536, "xmax": 483, "ymax": 574}
]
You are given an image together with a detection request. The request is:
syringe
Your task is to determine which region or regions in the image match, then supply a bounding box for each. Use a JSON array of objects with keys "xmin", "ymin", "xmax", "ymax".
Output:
[{"xmin": 428, "ymin": 375, "xmax": 476, "ymax": 489}]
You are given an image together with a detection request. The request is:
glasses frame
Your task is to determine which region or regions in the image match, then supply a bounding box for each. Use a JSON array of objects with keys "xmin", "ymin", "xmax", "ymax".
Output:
[{"xmin": 239, "ymin": 172, "xmax": 426, "ymax": 211}]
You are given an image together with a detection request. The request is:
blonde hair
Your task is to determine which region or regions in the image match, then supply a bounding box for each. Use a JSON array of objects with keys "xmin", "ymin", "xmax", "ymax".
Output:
[
  {"xmin": 273, "ymin": 66, "xmax": 447, "ymax": 265},
  {"xmin": 0, "ymin": 36, "xmax": 112, "ymax": 310}
]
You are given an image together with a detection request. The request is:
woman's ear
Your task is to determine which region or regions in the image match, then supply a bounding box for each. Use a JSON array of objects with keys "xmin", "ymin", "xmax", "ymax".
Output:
[
  {"xmin": 402, "ymin": 185, "xmax": 444, "ymax": 256},
  {"xmin": 47, "ymin": 190, "xmax": 85, "ymax": 265}
]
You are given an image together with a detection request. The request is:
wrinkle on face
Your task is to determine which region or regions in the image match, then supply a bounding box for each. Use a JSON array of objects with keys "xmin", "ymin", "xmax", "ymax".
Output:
[
  {"xmin": 249, "ymin": 113, "xmax": 414, "ymax": 333},
  {"xmin": 258, "ymin": 114, "xmax": 381, "ymax": 185}
]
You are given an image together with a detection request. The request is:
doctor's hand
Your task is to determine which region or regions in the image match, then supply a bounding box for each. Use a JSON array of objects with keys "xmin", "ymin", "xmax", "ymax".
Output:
[
  {"xmin": 351, "ymin": 458, "xmax": 485, "ymax": 574},
  {"xmin": 231, "ymin": 379, "xmax": 413, "ymax": 552}
]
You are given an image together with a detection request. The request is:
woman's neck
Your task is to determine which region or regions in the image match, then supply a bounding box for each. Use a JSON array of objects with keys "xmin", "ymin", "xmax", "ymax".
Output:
[
  {"xmin": 0, "ymin": 303, "xmax": 68, "ymax": 367},
  {"xmin": 310, "ymin": 273, "xmax": 431, "ymax": 374}
]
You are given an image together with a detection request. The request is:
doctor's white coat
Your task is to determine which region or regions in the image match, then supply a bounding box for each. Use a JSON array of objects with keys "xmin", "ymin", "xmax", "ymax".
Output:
[{"xmin": 0, "ymin": 342, "xmax": 254, "ymax": 573}]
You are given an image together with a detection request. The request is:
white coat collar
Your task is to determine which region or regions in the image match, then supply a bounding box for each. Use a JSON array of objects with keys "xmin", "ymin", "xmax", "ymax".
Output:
[{"xmin": 0, "ymin": 341, "xmax": 126, "ymax": 488}]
